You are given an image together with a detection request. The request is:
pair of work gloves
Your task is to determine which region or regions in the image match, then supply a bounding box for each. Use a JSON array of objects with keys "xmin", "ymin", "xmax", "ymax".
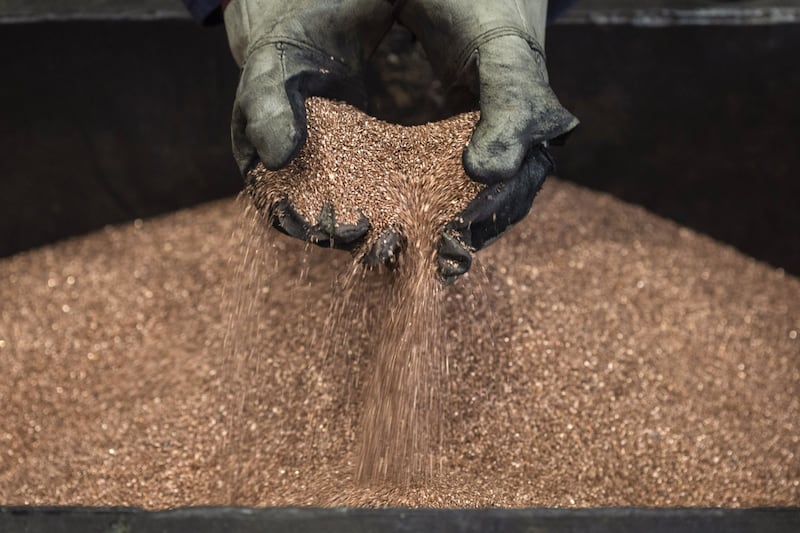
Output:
[{"xmin": 224, "ymin": 0, "xmax": 578, "ymax": 283}]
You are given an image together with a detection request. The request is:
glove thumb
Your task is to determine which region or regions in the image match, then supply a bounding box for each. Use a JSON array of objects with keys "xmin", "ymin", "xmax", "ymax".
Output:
[
  {"xmin": 232, "ymin": 43, "xmax": 366, "ymax": 175},
  {"xmin": 232, "ymin": 44, "xmax": 307, "ymax": 174},
  {"xmin": 462, "ymin": 36, "xmax": 578, "ymax": 185}
]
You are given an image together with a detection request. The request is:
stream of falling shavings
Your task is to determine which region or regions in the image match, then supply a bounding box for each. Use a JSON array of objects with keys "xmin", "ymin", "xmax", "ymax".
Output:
[
  {"xmin": 295, "ymin": 158, "xmax": 486, "ymax": 485},
  {"xmin": 355, "ymin": 263, "xmax": 445, "ymax": 483},
  {"xmin": 356, "ymin": 189, "xmax": 448, "ymax": 484},
  {"xmin": 219, "ymin": 195, "xmax": 294, "ymax": 502},
  {"xmin": 312, "ymin": 233, "xmax": 448, "ymax": 484},
  {"xmin": 242, "ymin": 97, "xmax": 487, "ymax": 485}
]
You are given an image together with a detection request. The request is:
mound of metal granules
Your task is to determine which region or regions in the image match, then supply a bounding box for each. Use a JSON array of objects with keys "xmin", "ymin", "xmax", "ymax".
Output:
[{"xmin": 0, "ymin": 101, "xmax": 798, "ymax": 507}]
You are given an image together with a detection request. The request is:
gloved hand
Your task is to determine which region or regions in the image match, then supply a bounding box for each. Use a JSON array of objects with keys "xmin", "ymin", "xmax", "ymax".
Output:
[
  {"xmin": 224, "ymin": 0, "xmax": 394, "ymax": 248},
  {"xmin": 438, "ymin": 144, "xmax": 554, "ymax": 283},
  {"xmin": 377, "ymin": 0, "xmax": 579, "ymax": 283}
]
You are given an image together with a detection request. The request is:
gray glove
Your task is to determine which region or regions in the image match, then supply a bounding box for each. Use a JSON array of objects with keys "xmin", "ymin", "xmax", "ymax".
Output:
[
  {"xmin": 224, "ymin": 0, "xmax": 394, "ymax": 247},
  {"xmin": 386, "ymin": 0, "xmax": 579, "ymax": 282}
]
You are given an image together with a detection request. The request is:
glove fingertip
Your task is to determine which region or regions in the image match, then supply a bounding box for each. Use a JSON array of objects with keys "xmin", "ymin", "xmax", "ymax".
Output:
[
  {"xmin": 437, "ymin": 231, "xmax": 472, "ymax": 283},
  {"xmin": 363, "ymin": 228, "xmax": 406, "ymax": 270},
  {"xmin": 272, "ymin": 198, "xmax": 311, "ymax": 241},
  {"xmin": 333, "ymin": 213, "xmax": 370, "ymax": 245}
]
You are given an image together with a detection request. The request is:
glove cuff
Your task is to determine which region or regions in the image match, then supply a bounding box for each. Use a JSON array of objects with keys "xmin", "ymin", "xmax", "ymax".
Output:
[
  {"xmin": 395, "ymin": 1, "xmax": 549, "ymax": 89},
  {"xmin": 225, "ymin": 0, "xmax": 394, "ymax": 69}
]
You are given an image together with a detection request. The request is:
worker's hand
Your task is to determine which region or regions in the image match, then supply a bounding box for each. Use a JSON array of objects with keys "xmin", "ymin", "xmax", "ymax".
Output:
[
  {"xmin": 225, "ymin": 0, "xmax": 393, "ymax": 247},
  {"xmin": 438, "ymin": 145, "xmax": 553, "ymax": 283},
  {"xmin": 394, "ymin": 0, "xmax": 579, "ymax": 282}
]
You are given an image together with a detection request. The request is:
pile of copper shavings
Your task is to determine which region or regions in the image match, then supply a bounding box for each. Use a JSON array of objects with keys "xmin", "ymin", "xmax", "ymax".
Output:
[
  {"xmin": 1, "ymin": 177, "xmax": 798, "ymax": 507},
  {"xmin": 246, "ymin": 97, "xmax": 483, "ymax": 251}
]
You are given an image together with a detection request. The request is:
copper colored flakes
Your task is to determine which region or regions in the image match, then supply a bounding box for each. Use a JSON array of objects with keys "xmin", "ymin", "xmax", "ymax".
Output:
[
  {"xmin": 247, "ymin": 97, "xmax": 483, "ymax": 254},
  {"xmin": 0, "ymin": 104, "xmax": 799, "ymax": 507}
]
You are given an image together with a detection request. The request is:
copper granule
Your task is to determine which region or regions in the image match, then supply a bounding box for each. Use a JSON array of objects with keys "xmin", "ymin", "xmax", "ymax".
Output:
[{"xmin": 0, "ymin": 110, "xmax": 799, "ymax": 507}]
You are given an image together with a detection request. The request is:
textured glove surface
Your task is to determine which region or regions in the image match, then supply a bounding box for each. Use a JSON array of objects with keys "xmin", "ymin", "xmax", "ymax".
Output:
[
  {"xmin": 396, "ymin": 0, "xmax": 578, "ymax": 181},
  {"xmin": 225, "ymin": 0, "xmax": 393, "ymax": 248}
]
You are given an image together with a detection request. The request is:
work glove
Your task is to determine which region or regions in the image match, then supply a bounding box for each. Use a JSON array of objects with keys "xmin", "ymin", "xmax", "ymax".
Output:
[
  {"xmin": 374, "ymin": 0, "xmax": 579, "ymax": 283},
  {"xmin": 224, "ymin": 0, "xmax": 394, "ymax": 248}
]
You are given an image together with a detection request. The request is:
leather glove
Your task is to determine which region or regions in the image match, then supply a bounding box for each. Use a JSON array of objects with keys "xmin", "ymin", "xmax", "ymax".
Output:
[
  {"xmin": 224, "ymin": 0, "xmax": 393, "ymax": 248},
  {"xmin": 438, "ymin": 144, "xmax": 554, "ymax": 283},
  {"xmin": 376, "ymin": 0, "xmax": 579, "ymax": 283}
]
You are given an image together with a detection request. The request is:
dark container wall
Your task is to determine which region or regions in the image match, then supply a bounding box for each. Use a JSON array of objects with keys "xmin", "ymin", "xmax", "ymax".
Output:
[
  {"xmin": 548, "ymin": 24, "xmax": 800, "ymax": 275},
  {"xmin": 0, "ymin": 21, "xmax": 240, "ymax": 255}
]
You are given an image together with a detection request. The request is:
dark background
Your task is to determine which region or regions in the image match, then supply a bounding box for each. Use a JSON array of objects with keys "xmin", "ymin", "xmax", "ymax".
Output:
[{"xmin": 1, "ymin": 3, "xmax": 798, "ymax": 274}]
